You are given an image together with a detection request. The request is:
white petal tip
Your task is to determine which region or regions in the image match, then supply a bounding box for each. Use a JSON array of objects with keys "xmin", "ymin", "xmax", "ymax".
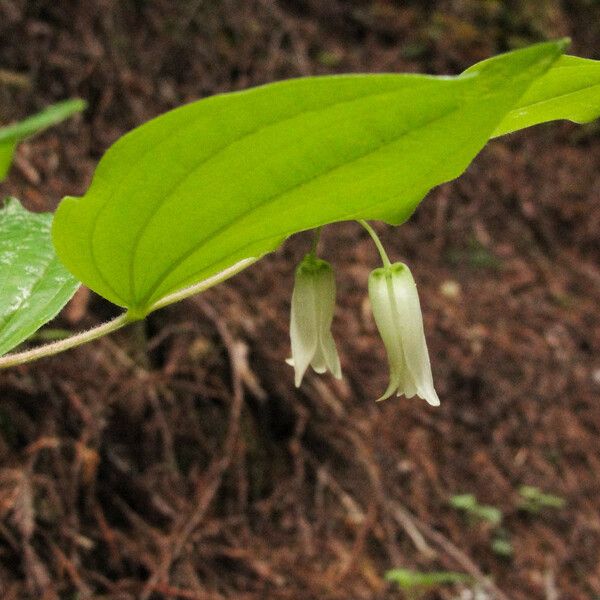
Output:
[
  {"xmin": 419, "ymin": 386, "xmax": 440, "ymax": 406},
  {"xmin": 425, "ymin": 395, "xmax": 441, "ymax": 407}
]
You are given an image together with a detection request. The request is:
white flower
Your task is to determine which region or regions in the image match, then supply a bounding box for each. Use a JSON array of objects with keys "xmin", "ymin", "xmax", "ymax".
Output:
[
  {"xmin": 288, "ymin": 254, "xmax": 342, "ymax": 387},
  {"xmin": 368, "ymin": 262, "xmax": 440, "ymax": 406}
]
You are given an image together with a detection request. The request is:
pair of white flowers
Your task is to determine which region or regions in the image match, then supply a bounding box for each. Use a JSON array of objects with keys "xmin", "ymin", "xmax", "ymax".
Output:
[{"xmin": 288, "ymin": 253, "xmax": 440, "ymax": 406}]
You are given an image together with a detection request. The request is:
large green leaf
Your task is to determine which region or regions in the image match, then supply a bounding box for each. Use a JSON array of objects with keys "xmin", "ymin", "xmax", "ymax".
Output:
[
  {"xmin": 0, "ymin": 99, "xmax": 86, "ymax": 182},
  {"xmin": 490, "ymin": 55, "xmax": 600, "ymax": 136},
  {"xmin": 53, "ymin": 41, "xmax": 594, "ymax": 316},
  {"xmin": 0, "ymin": 198, "xmax": 80, "ymax": 356}
]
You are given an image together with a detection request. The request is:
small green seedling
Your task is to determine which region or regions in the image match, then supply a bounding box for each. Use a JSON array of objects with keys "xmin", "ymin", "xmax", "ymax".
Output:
[
  {"xmin": 491, "ymin": 533, "xmax": 514, "ymax": 558},
  {"xmin": 518, "ymin": 486, "xmax": 566, "ymax": 514},
  {"xmin": 385, "ymin": 568, "xmax": 471, "ymax": 598},
  {"xmin": 0, "ymin": 98, "xmax": 85, "ymax": 181},
  {"xmin": 450, "ymin": 494, "xmax": 503, "ymax": 526},
  {"xmin": 451, "ymin": 494, "xmax": 512, "ymax": 558}
]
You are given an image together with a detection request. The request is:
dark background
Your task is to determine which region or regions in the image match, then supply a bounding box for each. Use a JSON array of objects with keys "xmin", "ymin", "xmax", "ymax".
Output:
[{"xmin": 0, "ymin": 1, "xmax": 599, "ymax": 598}]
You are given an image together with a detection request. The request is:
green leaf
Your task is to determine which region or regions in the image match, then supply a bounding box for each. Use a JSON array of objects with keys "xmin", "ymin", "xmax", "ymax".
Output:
[
  {"xmin": 0, "ymin": 198, "xmax": 80, "ymax": 356},
  {"xmin": 450, "ymin": 493, "xmax": 503, "ymax": 526},
  {"xmin": 385, "ymin": 569, "xmax": 471, "ymax": 589},
  {"xmin": 518, "ymin": 485, "xmax": 566, "ymax": 513},
  {"xmin": 492, "ymin": 55, "xmax": 600, "ymax": 136},
  {"xmin": 0, "ymin": 141, "xmax": 16, "ymax": 181},
  {"xmin": 450, "ymin": 494, "xmax": 477, "ymax": 509},
  {"xmin": 53, "ymin": 41, "xmax": 584, "ymax": 315},
  {"xmin": 0, "ymin": 99, "xmax": 86, "ymax": 144},
  {"xmin": 491, "ymin": 536, "xmax": 514, "ymax": 557},
  {"xmin": 0, "ymin": 99, "xmax": 86, "ymax": 182}
]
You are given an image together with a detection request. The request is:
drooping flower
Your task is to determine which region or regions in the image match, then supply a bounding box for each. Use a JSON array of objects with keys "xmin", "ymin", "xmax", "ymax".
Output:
[
  {"xmin": 368, "ymin": 262, "xmax": 440, "ymax": 406},
  {"xmin": 288, "ymin": 254, "xmax": 342, "ymax": 387}
]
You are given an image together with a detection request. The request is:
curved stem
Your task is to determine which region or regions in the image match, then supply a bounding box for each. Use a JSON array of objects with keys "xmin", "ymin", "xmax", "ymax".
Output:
[
  {"xmin": 359, "ymin": 220, "xmax": 391, "ymax": 267},
  {"xmin": 0, "ymin": 256, "xmax": 260, "ymax": 370},
  {"xmin": 0, "ymin": 313, "xmax": 132, "ymax": 369},
  {"xmin": 147, "ymin": 256, "xmax": 259, "ymax": 313},
  {"xmin": 309, "ymin": 226, "xmax": 322, "ymax": 257}
]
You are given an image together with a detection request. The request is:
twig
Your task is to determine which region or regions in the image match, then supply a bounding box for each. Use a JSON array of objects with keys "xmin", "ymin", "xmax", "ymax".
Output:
[
  {"xmin": 149, "ymin": 583, "xmax": 227, "ymax": 600},
  {"xmin": 0, "ymin": 69, "xmax": 30, "ymax": 87},
  {"xmin": 544, "ymin": 568, "xmax": 559, "ymax": 600},
  {"xmin": 406, "ymin": 511, "xmax": 513, "ymax": 600},
  {"xmin": 386, "ymin": 501, "xmax": 437, "ymax": 560}
]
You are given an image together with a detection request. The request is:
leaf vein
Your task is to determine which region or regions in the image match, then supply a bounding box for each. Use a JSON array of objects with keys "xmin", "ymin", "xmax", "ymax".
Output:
[
  {"xmin": 137, "ymin": 105, "xmax": 459, "ymax": 308},
  {"xmin": 94, "ymin": 79, "xmax": 437, "ymax": 302}
]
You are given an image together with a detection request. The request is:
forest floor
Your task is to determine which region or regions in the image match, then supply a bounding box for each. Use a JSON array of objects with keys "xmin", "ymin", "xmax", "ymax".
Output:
[{"xmin": 0, "ymin": 1, "xmax": 599, "ymax": 599}]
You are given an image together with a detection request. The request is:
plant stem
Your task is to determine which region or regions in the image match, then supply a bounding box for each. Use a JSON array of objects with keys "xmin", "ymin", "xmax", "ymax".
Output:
[
  {"xmin": 0, "ymin": 313, "xmax": 132, "ymax": 369},
  {"xmin": 0, "ymin": 256, "xmax": 259, "ymax": 370},
  {"xmin": 359, "ymin": 220, "xmax": 391, "ymax": 267},
  {"xmin": 147, "ymin": 257, "xmax": 259, "ymax": 313},
  {"xmin": 309, "ymin": 226, "xmax": 322, "ymax": 257},
  {"xmin": 0, "ymin": 256, "xmax": 260, "ymax": 370}
]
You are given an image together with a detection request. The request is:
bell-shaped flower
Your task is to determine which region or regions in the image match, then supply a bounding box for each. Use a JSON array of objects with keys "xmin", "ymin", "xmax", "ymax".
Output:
[
  {"xmin": 288, "ymin": 254, "xmax": 342, "ymax": 387},
  {"xmin": 368, "ymin": 262, "xmax": 440, "ymax": 406}
]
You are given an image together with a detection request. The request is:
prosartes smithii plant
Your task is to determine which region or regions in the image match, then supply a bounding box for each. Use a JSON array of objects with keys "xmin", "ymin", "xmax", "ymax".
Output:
[{"xmin": 0, "ymin": 40, "xmax": 599, "ymax": 404}]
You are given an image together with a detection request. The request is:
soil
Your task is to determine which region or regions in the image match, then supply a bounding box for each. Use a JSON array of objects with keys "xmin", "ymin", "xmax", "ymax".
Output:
[{"xmin": 0, "ymin": 1, "xmax": 599, "ymax": 599}]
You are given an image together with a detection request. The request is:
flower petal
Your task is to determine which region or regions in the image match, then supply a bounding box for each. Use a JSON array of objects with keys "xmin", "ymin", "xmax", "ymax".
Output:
[
  {"xmin": 290, "ymin": 263, "xmax": 319, "ymax": 387},
  {"xmin": 368, "ymin": 267, "xmax": 405, "ymax": 401},
  {"xmin": 318, "ymin": 330, "xmax": 342, "ymax": 379},
  {"xmin": 390, "ymin": 264, "xmax": 440, "ymax": 406},
  {"xmin": 313, "ymin": 260, "xmax": 342, "ymax": 379},
  {"xmin": 290, "ymin": 254, "xmax": 342, "ymax": 386}
]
